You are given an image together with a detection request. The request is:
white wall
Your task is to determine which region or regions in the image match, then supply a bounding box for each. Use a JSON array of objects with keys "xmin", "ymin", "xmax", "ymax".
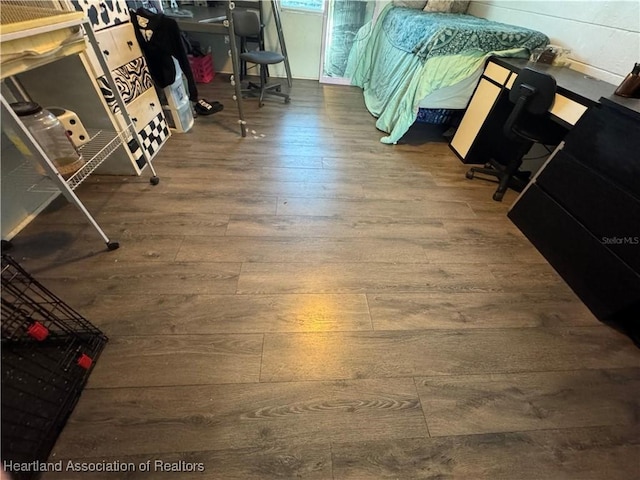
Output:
[
  {"xmin": 193, "ymin": 1, "xmax": 639, "ymax": 83},
  {"xmin": 263, "ymin": 7, "xmax": 324, "ymax": 79},
  {"xmin": 191, "ymin": 5, "xmax": 323, "ymax": 80},
  {"xmin": 467, "ymin": 0, "xmax": 640, "ymax": 84}
]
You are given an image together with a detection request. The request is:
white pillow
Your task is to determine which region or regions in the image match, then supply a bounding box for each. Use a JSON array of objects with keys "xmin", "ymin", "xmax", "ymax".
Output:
[
  {"xmin": 393, "ymin": 1, "xmax": 428, "ymax": 9},
  {"xmin": 423, "ymin": 0, "xmax": 470, "ymax": 13}
]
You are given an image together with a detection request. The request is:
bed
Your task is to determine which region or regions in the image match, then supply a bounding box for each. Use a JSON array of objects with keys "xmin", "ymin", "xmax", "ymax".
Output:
[{"xmin": 346, "ymin": 3, "xmax": 549, "ymax": 143}]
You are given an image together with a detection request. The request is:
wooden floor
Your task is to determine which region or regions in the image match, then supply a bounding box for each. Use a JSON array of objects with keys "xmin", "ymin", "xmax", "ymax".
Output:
[{"xmin": 9, "ymin": 78, "xmax": 639, "ymax": 479}]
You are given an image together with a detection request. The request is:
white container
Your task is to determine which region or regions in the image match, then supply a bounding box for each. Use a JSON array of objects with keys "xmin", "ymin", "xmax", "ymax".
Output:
[
  {"xmin": 160, "ymin": 57, "xmax": 193, "ymax": 133},
  {"xmin": 163, "ymin": 102, "xmax": 194, "ymax": 133},
  {"xmin": 163, "ymin": 57, "xmax": 190, "ymax": 110}
]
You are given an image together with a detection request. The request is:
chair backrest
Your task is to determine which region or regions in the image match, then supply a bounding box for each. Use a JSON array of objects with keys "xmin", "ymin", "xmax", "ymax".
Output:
[
  {"xmin": 509, "ymin": 67, "xmax": 557, "ymax": 115},
  {"xmin": 504, "ymin": 67, "xmax": 557, "ymax": 139},
  {"xmin": 232, "ymin": 10, "xmax": 261, "ymax": 38}
]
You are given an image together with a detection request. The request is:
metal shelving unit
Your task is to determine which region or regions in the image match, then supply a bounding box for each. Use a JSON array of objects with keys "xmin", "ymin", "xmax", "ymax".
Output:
[{"xmin": 0, "ymin": 4, "xmax": 160, "ymax": 251}]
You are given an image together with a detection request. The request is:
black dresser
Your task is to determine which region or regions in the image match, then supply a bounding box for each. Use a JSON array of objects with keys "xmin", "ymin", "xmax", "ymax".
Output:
[{"xmin": 508, "ymin": 96, "xmax": 640, "ymax": 344}]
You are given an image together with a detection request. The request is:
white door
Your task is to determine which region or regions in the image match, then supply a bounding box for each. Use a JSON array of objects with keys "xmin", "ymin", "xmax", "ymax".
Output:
[{"xmin": 319, "ymin": 0, "xmax": 380, "ymax": 85}]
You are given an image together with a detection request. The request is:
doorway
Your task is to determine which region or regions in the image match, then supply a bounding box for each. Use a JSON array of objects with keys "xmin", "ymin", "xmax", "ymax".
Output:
[{"xmin": 319, "ymin": 0, "xmax": 379, "ymax": 84}]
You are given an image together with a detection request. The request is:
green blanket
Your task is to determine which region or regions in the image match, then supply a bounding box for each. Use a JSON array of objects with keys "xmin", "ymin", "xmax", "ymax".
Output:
[{"xmin": 346, "ymin": 4, "xmax": 548, "ymax": 144}]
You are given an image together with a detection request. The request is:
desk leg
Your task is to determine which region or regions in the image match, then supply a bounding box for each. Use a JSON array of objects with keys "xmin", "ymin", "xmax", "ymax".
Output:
[
  {"xmin": 227, "ymin": 2, "xmax": 247, "ymax": 137},
  {"xmin": 271, "ymin": 0, "xmax": 292, "ymax": 88}
]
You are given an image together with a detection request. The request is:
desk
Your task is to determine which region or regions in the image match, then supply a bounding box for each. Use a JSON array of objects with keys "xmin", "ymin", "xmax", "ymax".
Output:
[
  {"xmin": 174, "ymin": 3, "xmax": 293, "ymax": 137},
  {"xmin": 451, "ymin": 57, "xmax": 640, "ymax": 342},
  {"xmin": 450, "ymin": 56, "xmax": 618, "ymax": 165}
]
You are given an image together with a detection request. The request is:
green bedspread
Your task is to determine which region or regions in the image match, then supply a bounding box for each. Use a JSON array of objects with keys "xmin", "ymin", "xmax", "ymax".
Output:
[{"xmin": 346, "ymin": 4, "xmax": 548, "ymax": 144}]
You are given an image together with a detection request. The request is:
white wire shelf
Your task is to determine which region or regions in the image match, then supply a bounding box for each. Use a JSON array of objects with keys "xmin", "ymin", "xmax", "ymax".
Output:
[
  {"xmin": 67, "ymin": 125, "xmax": 135, "ymax": 189},
  {"xmin": 5, "ymin": 160, "xmax": 56, "ymax": 194},
  {"xmin": 8, "ymin": 125, "xmax": 135, "ymax": 193}
]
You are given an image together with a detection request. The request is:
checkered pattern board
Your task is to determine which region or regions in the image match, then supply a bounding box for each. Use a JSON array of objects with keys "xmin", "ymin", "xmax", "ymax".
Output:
[
  {"xmin": 126, "ymin": 137, "xmax": 144, "ymax": 169},
  {"xmin": 128, "ymin": 112, "xmax": 170, "ymax": 169}
]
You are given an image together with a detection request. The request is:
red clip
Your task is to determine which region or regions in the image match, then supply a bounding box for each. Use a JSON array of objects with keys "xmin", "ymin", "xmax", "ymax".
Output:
[
  {"xmin": 77, "ymin": 354, "xmax": 93, "ymax": 370},
  {"xmin": 27, "ymin": 321, "xmax": 49, "ymax": 341}
]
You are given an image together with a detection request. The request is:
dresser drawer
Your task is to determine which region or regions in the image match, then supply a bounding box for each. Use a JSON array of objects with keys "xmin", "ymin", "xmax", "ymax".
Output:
[
  {"xmin": 560, "ymin": 105, "xmax": 640, "ymax": 198},
  {"xmin": 508, "ymin": 183, "xmax": 640, "ymax": 322},
  {"xmin": 536, "ymin": 150, "xmax": 640, "ymax": 272},
  {"xmin": 126, "ymin": 87, "xmax": 163, "ymax": 132},
  {"xmin": 96, "ymin": 23, "xmax": 142, "ymax": 72}
]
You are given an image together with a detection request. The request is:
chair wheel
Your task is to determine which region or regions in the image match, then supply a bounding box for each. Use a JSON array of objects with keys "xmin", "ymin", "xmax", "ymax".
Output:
[
  {"xmin": 284, "ymin": 97, "xmax": 291, "ymax": 104},
  {"xmin": 492, "ymin": 191, "xmax": 505, "ymax": 202},
  {"xmin": 150, "ymin": 176, "xmax": 160, "ymax": 185},
  {"xmin": 465, "ymin": 170, "xmax": 474, "ymax": 179},
  {"xmin": 275, "ymin": 86, "xmax": 281, "ymax": 92},
  {"xmin": 107, "ymin": 241, "xmax": 120, "ymax": 251}
]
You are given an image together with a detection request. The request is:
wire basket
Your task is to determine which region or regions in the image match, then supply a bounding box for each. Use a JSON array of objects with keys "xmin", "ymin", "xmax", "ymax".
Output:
[
  {"xmin": 0, "ymin": 0, "xmax": 86, "ymax": 80},
  {"xmin": 1, "ymin": 255, "xmax": 108, "ymax": 479},
  {"xmin": 0, "ymin": 2, "xmax": 64, "ymax": 25},
  {"xmin": 0, "ymin": 1, "xmax": 80, "ymax": 32}
]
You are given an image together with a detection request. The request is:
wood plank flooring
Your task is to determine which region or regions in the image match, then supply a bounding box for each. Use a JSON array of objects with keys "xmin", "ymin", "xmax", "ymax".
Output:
[{"xmin": 6, "ymin": 77, "xmax": 638, "ymax": 479}]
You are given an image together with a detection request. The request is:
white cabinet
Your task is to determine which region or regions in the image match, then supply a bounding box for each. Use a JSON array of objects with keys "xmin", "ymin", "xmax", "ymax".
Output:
[
  {"xmin": 59, "ymin": 0, "xmax": 170, "ymax": 171},
  {"xmin": 84, "ymin": 21, "xmax": 170, "ymax": 169}
]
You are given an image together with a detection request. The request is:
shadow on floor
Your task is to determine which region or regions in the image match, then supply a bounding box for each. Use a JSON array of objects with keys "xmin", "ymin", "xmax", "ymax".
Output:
[{"xmin": 399, "ymin": 122, "xmax": 452, "ymax": 146}]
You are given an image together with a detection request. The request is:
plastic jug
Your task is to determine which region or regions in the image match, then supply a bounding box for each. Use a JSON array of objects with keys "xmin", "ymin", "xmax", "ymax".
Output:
[{"xmin": 10, "ymin": 102, "xmax": 86, "ymax": 178}]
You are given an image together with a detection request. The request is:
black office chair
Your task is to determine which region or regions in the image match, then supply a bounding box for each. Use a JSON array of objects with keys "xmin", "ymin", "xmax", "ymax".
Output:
[
  {"xmin": 232, "ymin": 10, "xmax": 290, "ymax": 107},
  {"xmin": 466, "ymin": 67, "xmax": 567, "ymax": 201}
]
